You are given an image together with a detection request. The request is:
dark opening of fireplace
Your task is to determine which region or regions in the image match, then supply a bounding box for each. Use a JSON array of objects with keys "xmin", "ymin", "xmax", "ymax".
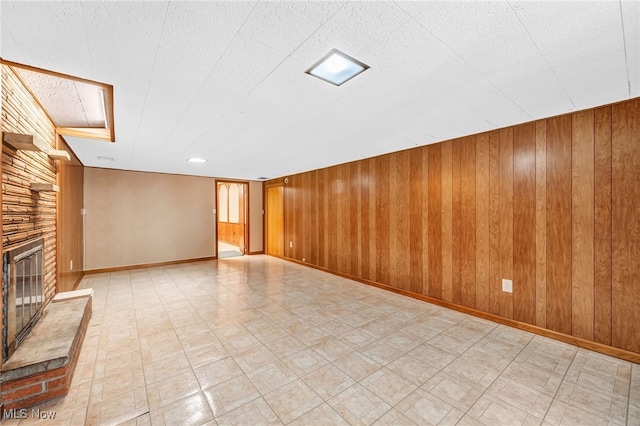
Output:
[{"xmin": 3, "ymin": 238, "xmax": 45, "ymax": 360}]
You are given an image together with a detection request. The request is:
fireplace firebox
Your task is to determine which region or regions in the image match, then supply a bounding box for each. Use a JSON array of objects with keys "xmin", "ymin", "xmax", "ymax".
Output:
[{"xmin": 2, "ymin": 238, "xmax": 45, "ymax": 360}]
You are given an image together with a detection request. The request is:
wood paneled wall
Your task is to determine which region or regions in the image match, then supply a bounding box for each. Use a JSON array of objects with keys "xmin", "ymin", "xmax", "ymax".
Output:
[
  {"xmin": 57, "ymin": 136, "xmax": 84, "ymax": 292},
  {"xmin": 218, "ymin": 222, "xmax": 243, "ymax": 247},
  {"xmin": 1, "ymin": 64, "xmax": 58, "ymax": 304},
  {"xmin": 267, "ymin": 97, "xmax": 640, "ymax": 355}
]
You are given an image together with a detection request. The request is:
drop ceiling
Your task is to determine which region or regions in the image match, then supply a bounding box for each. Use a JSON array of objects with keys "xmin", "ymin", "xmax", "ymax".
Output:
[{"xmin": 1, "ymin": 1, "xmax": 637, "ymax": 181}]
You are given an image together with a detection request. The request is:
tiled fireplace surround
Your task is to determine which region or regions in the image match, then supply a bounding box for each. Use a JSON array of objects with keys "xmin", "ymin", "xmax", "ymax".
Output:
[{"xmin": 2, "ymin": 255, "xmax": 640, "ymax": 425}]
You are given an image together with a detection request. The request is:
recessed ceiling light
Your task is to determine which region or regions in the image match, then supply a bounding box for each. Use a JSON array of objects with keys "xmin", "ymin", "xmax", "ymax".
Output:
[
  {"xmin": 96, "ymin": 156, "xmax": 115, "ymax": 161},
  {"xmin": 187, "ymin": 157, "xmax": 207, "ymax": 164},
  {"xmin": 305, "ymin": 49, "xmax": 369, "ymax": 86}
]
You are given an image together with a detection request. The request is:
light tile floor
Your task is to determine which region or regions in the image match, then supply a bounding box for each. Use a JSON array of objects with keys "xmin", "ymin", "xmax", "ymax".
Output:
[{"xmin": 8, "ymin": 255, "xmax": 640, "ymax": 425}]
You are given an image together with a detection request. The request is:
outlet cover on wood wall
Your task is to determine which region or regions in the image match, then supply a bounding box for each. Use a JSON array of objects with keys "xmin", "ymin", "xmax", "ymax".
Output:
[{"xmin": 502, "ymin": 279, "xmax": 513, "ymax": 293}]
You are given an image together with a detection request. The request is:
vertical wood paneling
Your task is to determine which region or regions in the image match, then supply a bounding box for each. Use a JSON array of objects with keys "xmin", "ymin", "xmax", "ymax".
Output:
[
  {"xmin": 421, "ymin": 148, "xmax": 429, "ymax": 295},
  {"xmin": 428, "ymin": 144, "xmax": 442, "ymax": 299},
  {"xmin": 489, "ymin": 131, "xmax": 501, "ymax": 315},
  {"xmin": 476, "ymin": 133, "xmax": 490, "ymax": 312},
  {"xmin": 441, "ymin": 141, "xmax": 453, "ymax": 302},
  {"xmin": 56, "ymin": 137, "xmax": 84, "ymax": 292},
  {"xmin": 409, "ymin": 148, "xmax": 424, "ymax": 294},
  {"xmin": 319, "ymin": 168, "xmax": 328, "ymax": 268},
  {"xmin": 368, "ymin": 159, "xmax": 377, "ymax": 280},
  {"xmin": 398, "ymin": 150, "xmax": 411, "ymax": 291},
  {"xmin": 327, "ymin": 168, "xmax": 338, "ymax": 271},
  {"xmin": 451, "ymin": 139, "xmax": 462, "ymax": 304},
  {"xmin": 389, "ymin": 153, "xmax": 400, "ymax": 288},
  {"xmin": 513, "ymin": 123, "xmax": 536, "ymax": 324},
  {"xmin": 572, "ymin": 110, "xmax": 595, "ymax": 340},
  {"xmin": 594, "ymin": 107, "xmax": 612, "ymax": 345},
  {"xmin": 612, "ymin": 99, "xmax": 640, "ymax": 353},
  {"xmin": 266, "ymin": 97, "xmax": 640, "ymax": 357},
  {"xmin": 546, "ymin": 115, "xmax": 573, "ymax": 335},
  {"xmin": 375, "ymin": 155, "xmax": 390, "ymax": 284},
  {"xmin": 338, "ymin": 164, "xmax": 350, "ymax": 273},
  {"xmin": 499, "ymin": 128, "xmax": 514, "ymax": 319},
  {"xmin": 360, "ymin": 161, "xmax": 371, "ymax": 281},
  {"xmin": 351, "ymin": 163, "xmax": 361, "ymax": 276},
  {"xmin": 310, "ymin": 171, "xmax": 319, "ymax": 265},
  {"xmin": 460, "ymin": 136, "xmax": 476, "ymax": 308},
  {"xmin": 535, "ymin": 121, "xmax": 547, "ymax": 328}
]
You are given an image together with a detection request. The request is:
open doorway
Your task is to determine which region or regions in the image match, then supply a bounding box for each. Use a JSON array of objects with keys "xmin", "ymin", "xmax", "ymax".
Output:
[{"xmin": 216, "ymin": 181, "xmax": 249, "ymax": 259}]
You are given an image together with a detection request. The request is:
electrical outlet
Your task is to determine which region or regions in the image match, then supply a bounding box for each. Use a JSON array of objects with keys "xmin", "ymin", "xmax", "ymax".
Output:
[
  {"xmin": 502, "ymin": 279, "xmax": 513, "ymax": 293},
  {"xmin": 302, "ymin": 257, "xmax": 306, "ymax": 262},
  {"xmin": 289, "ymin": 241, "xmax": 293, "ymax": 248}
]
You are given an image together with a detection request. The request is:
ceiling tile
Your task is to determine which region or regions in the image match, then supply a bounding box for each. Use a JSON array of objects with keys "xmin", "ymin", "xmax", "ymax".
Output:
[{"xmin": 239, "ymin": 1, "xmax": 321, "ymax": 54}]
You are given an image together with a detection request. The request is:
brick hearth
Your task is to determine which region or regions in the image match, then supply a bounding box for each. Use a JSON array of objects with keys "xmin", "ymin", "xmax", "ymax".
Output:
[{"xmin": 1, "ymin": 290, "xmax": 92, "ymax": 409}]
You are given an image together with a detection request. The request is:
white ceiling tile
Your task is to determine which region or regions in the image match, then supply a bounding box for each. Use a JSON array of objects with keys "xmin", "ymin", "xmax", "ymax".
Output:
[
  {"xmin": 511, "ymin": 1, "xmax": 628, "ymax": 108},
  {"xmin": 0, "ymin": 2, "xmax": 92, "ymax": 77},
  {"xmin": 2, "ymin": 1, "xmax": 635, "ymax": 180},
  {"xmin": 170, "ymin": 1, "xmax": 257, "ymax": 33},
  {"xmin": 286, "ymin": 1, "xmax": 347, "ymax": 25},
  {"xmin": 322, "ymin": 1, "xmax": 412, "ymax": 54},
  {"xmin": 239, "ymin": 1, "xmax": 321, "ymax": 54},
  {"xmin": 621, "ymin": 0, "xmax": 640, "ymax": 96}
]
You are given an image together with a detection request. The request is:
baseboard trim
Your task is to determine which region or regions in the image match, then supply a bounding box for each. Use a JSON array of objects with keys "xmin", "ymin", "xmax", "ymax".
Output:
[
  {"xmin": 248, "ymin": 251, "xmax": 265, "ymax": 255},
  {"xmin": 84, "ymin": 256, "xmax": 217, "ymax": 274},
  {"xmin": 281, "ymin": 256, "xmax": 640, "ymax": 364}
]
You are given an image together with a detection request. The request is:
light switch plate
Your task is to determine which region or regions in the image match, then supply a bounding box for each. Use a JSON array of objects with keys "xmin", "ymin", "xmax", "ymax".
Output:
[{"xmin": 502, "ymin": 279, "xmax": 513, "ymax": 293}]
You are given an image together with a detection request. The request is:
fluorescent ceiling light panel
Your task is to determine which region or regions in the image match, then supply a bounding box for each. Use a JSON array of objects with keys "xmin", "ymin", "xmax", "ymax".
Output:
[
  {"xmin": 305, "ymin": 49, "xmax": 369, "ymax": 86},
  {"xmin": 187, "ymin": 157, "xmax": 207, "ymax": 163}
]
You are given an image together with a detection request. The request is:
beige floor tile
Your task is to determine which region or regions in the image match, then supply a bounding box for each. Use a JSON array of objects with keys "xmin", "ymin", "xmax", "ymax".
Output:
[
  {"xmin": 86, "ymin": 387, "xmax": 148, "ymax": 426},
  {"xmin": 264, "ymin": 379, "xmax": 323, "ymax": 423},
  {"xmin": 264, "ymin": 334, "xmax": 307, "ymax": 359},
  {"xmin": 247, "ymin": 360, "xmax": 298, "ymax": 394},
  {"xmin": 339, "ymin": 329, "xmax": 378, "ymax": 350},
  {"xmin": 328, "ymin": 383, "xmax": 391, "ymax": 425},
  {"xmin": 64, "ymin": 256, "xmax": 638, "ymax": 426},
  {"xmin": 148, "ymin": 392, "xmax": 213, "ymax": 426},
  {"xmin": 333, "ymin": 351, "xmax": 383, "ymax": 381},
  {"xmin": 302, "ymin": 364, "xmax": 356, "ymax": 400},
  {"xmin": 252, "ymin": 325, "xmax": 290, "ymax": 344},
  {"xmin": 378, "ymin": 331, "xmax": 424, "ymax": 353},
  {"xmin": 195, "ymin": 357, "xmax": 245, "ymax": 389},
  {"xmin": 408, "ymin": 342, "xmax": 457, "ymax": 370},
  {"xmin": 543, "ymin": 399, "xmax": 612, "ymax": 426},
  {"xmin": 143, "ymin": 351, "xmax": 191, "ymax": 384},
  {"xmin": 288, "ymin": 403, "xmax": 349, "ymax": 425},
  {"xmin": 295, "ymin": 327, "xmax": 330, "ymax": 347},
  {"xmin": 361, "ymin": 368, "xmax": 418, "ymax": 406},
  {"xmin": 385, "ymin": 354, "xmax": 439, "ymax": 386},
  {"xmin": 371, "ymin": 408, "xmax": 417, "ymax": 426},
  {"xmin": 90, "ymin": 367, "xmax": 146, "ymax": 404},
  {"xmin": 312, "ymin": 338, "xmax": 354, "ymax": 362},
  {"xmin": 215, "ymin": 397, "xmax": 281, "ymax": 425},
  {"xmin": 146, "ymin": 370, "xmax": 201, "ymax": 410},
  {"xmin": 203, "ymin": 375, "xmax": 260, "ymax": 417},
  {"xmin": 359, "ymin": 341, "xmax": 404, "ymax": 366},
  {"xmin": 234, "ymin": 345, "xmax": 279, "ymax": 373},
  {"xmin": 185, "ymin": 340, "xmax": 230, "ymax": 368},
  {"xmin": 487, "ymin": 377, "xmax": 552, "ymax": 419}
]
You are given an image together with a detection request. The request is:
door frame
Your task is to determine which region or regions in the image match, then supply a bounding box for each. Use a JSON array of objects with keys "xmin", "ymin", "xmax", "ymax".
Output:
[{"xmin": 215, "ymin": 179, "xmax": 250, "ymax": 255}]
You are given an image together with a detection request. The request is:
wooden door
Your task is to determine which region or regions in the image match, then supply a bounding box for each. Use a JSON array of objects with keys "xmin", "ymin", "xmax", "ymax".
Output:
[{"xmin": 266, "ymin": 185, "xmax": 284, "ymax": 256}]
